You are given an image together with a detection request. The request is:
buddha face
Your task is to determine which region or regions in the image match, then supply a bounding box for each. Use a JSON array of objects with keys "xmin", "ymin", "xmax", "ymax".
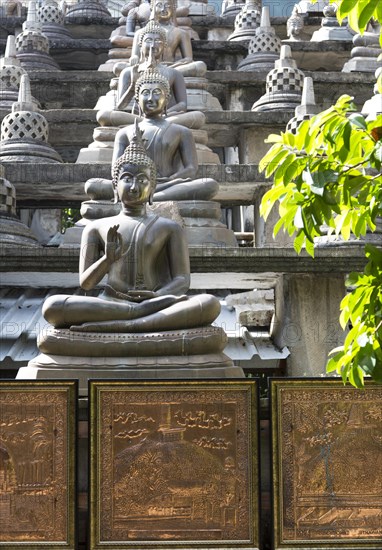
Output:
[
  {"xmin": 153, "ymin": 0, "xmax": 173, "ymax": 22},
  {"xmin": 138, "ymin": 81, "xmax": 167, "ymax": 117},
  {"xmin": 117, "ymin": 164, "xmax": 154, "ymax": 206},
  {"xmin": 142, "ymin": 31, "xmax": 165, "ymax": 60}
]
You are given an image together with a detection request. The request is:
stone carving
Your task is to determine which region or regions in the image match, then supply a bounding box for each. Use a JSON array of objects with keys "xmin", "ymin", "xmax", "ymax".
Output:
[
  {"xmin": 0, "ymin": 35, "xmax": 37, "ymax": 110},
  {"xmin": 238, "ymin": 6, "xmax": 281, "ymax": 72},
  {"xmin": 129, "ymin": 0, "xmax": 205, "ymax": 76},
  {"xmin": 286, "ymin": 76, "xmax": 320, "ymax": 134},
  {"xmin": 95, "ymin": 69, "xmax": 219, "ymax": 202},
  {"xmin": 37, "ymin": 0, "xmax": 72, "ymax": 41},
  {"xmin": 221, "ymin": 0, "xmax": 245, "ymax": 19},
  {"xmin": 64, "ymin": 0, "xmax": 112, "ymax": 23},
  {"xmin": 311, "ymin": 3, "xmax": 354, "ymax": 42},
  {"xmin": 0, "ymin": 165, "xmax": 40, "ymax": 247},
  {"xmin": 343, "ymin": 20, "xmax": 382, "ymax": 73},
  {"xmin": 15, "ymin": 0, "xmax": 60, "ymax": 70},
  {"xmin": 252, "ymin": 45, "xmax": 305, "ymax": 112},
  {"xmin": 227, "ymin": 0, "xmax": 260, "ymax": 42},
  {"xmin": 0, "ymin": 74, "xmax": 62, "ymax": 163},
  {"xmin": 286, "ymin": 5, "xmax": 309, "ymax": 41},
  {"xmin": 0, "ymin": 0, "xmax": 22, "ymax": 16}
]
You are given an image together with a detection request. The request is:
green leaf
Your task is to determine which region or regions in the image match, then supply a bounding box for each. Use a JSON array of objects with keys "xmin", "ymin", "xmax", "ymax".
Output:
[
  {"xmin": 358, "ymin": 0, "xmax": 380, "ymax": 32},
  {"xmin": 337, "ymin": 0, "xmax": 359, "ymax": 20},
  {"xmin": 348, "ymin": 113, "xmax": 367, "ymax": 130}
]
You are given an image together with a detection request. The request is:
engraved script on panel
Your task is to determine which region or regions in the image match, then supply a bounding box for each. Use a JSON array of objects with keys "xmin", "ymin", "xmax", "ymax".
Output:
[{"xmin": 98, "ymin": 387, "xmax": 253, "ymax": 544}]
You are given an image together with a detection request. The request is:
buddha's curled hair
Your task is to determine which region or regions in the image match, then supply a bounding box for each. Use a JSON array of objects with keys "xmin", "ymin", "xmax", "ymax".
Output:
[
  {"xmin": 138, "ymin": 20, "xmax": 167, "ymax": 46},
  {"xmin": 134, "ymin": 68, "xmax": 171, "ymax": 102}
]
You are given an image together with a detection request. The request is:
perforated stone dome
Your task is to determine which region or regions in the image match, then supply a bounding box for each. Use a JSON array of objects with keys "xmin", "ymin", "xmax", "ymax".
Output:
[
  {"xmin": 38, "ymin": 2, "xmax": 65, "ymax": 24},
  {"xmin": 235, "ymin": 6, "xmax": 260, "ymax": 30},
  {"xmin": 248, "ymin": 30, "xmax": 281, "ymax": 54},
  {"xmin": 266, "ymin": 66, "xmax": 304, "ymax": 94},
  {"xmin": 1, "ymin": 111, "xmax": 49, "ymax": 141},
  {"xmin": 0, "ymin": 176, "xmax": 16, "ymax": 215},
  {"xmin": 0, "ymin": 65, "xmax": 25, "ymax": 91},
  {"xmin": 16, "ymin": 30, "xmax": 50, "ymax": 54}
]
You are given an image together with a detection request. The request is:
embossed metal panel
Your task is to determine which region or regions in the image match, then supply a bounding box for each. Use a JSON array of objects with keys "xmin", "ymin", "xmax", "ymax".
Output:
[
  {"xmin": 271, "ymin": 379, "xmax": 382, "ymax": 549},
  {"xmin": 89, "ymin": 379, "xmax": 259, "ymax": 549},
  {"xmin": 0, "ymin": 380, "xmax": 77, "ymax": 549}
]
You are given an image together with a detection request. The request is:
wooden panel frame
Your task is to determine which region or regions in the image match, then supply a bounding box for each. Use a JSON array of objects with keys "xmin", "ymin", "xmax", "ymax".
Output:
[
  {"xmin": 89, "ymin": 379, "xmax": 260, "ymax": 550},
  {"xmin": 0, "ymin": 380, "xmax": 77, "ymax": 549},
  {"xmin": 271, "ymin": 378, "xmax": 382, "ymax": 550}
]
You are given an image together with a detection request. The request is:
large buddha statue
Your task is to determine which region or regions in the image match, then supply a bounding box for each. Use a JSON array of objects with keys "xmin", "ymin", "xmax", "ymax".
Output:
[
  {"xmin": 87, "ymin": 68, "xmax": 218, "ymax": 202},
  {"xmin": 44, "ymin": 126, "xmax": 219, "ymax": 333},
  {"xmin": 20, "ymin": 125, "xmax": 239, "ymax": 391}
]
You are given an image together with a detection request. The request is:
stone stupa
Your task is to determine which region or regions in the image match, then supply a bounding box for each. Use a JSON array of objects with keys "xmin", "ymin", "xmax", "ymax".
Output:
[
  {"xmin": 238, "ymin": 6, "xmax": 281, "ymax": 72},
  {"xmin": 342, "ymin": 21, "xmax": 382, "ymax": 72},
  {"xmin": 37, "ymin": 0, "xmax": 72, "ymax": 41},
  {"xmin": 227, "ymin": 0, "xmax": 261, "ymax": 42},
  {"xmin": 0, "ymin": 35, "xmax": 32, "ymax": 109},
  {"xmin": 311, "ymin": 4, "xmax": 354, "ymax": 42},
  {"xmin": 64, "ymin": 0, "xmax": 112, "ymax": 23},
  {"xmin": 221, "ymin": 0, "xmax": 245, "ymax": 19},
  {"xmin": 0, "ymin": 74, "xmax": 63, "ymax": 163},
  {"xmin": 15, "ymin": 0, "xmax": 60, "ymax": 70},
  {"xmin": 0, "ymin": 165, "xmax": 40, "ymax": 247},
  {"xmin": 251, "ymin": 45, "xmax": 305, "ymax": 112},
  {"xmin": 286, "ymin": 76, "xmax": 321, "ymax": 134}
]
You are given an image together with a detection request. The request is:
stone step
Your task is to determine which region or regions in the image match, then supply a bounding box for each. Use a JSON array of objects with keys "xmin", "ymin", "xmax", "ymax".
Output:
[
  {"xmin": 4, "ymin": 70, "xmax": 373, "ymax": 111},
  {"xmin": 3, "ymin": 163, "xmax": 266, "ymax": 207}
]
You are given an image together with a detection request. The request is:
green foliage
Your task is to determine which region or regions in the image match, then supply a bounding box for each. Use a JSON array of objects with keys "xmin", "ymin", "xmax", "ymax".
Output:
[
  {"xmin": 327, "ymin": 245, "xmax": 382, "ymax": 386},
  {"xmin": 259, "ymin": 94, "xmax": 382, "ymax": 387},
  {"xmin": 61, "ymin": 208, "xmax": 81, "ymax": 232}
]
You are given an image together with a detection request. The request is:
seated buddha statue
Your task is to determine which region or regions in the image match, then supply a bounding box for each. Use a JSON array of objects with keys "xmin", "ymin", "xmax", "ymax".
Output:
[
  {"xmin": 87, "ymin": 68, "xmax": 218, "ymax": 202},
  {"xmin": 42, "ymin": 125, "xmax": 220, "ymax": 333},
  {"xmin": 98, "ymin": 20, "xmax": 205, "ymax": 130},
  {"xmin": 129, "ymin": 0, "xmax": 206, "ymax": 77}
]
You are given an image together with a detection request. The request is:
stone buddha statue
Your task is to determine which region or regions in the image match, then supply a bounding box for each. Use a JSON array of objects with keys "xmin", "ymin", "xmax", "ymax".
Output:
[
  {"xmin": 97, "ymin": 20, "xmax": 205, "ymax": 130},
  {"xmin": 129, "ymin": 0, "xmax": 206, "ymax": 77},
  {"xmin": 43, "ymin": 127, "xmax": 220, "ymax": 333},
  {"xmin": 21, "ymin": 125, "xmax": 240, "ymax": 392},
  {"xmin": 87, "ymin": 68, "xmax": 218, "ymax": 202}
]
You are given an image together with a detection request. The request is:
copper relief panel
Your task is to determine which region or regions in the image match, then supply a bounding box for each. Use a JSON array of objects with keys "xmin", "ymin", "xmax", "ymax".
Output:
[
  {"xmin": 90, "ymin": 380, "xmax": 259, "ymax": 549},
  {"xmin": 0, "ymin": 380, "xmax": 76, "ymax": 549},
  {"xmin": 271, "ymin": 379, "xmax": 382, "ymax": 549}
]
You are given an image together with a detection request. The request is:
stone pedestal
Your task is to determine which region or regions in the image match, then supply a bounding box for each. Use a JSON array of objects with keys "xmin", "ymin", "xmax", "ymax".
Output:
[
  {"xmin": 343, "ymin": 27, "xmax": 382, "ymax": 73},
  {"xmin": 18, "ymin": 326, "xmax": 244, "ymax": 396},
  {"xmin": 311, "ymin": 4, "xmax": 354, "ymax": 42}
]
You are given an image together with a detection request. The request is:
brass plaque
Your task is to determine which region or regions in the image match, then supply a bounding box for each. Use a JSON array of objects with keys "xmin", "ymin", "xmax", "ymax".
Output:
[
  {"xmin": 89, "ymin": 380, "xmax": 259, "ymax": 549},
  {"xmin": 271, "ymin": 379, "xmax": 382, "ymax": 549},
  {"xmin": 0, "ymin": 380, "xmax": 77, "ymax": 549}
]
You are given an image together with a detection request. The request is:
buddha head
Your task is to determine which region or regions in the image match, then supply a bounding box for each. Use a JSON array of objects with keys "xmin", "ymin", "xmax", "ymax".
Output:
[
  {"xmin": 112, "ymin": 121, "xmax": 157, "ymax": 205},
  {"xmin": 150, "ymin": 0, "xmax": 176, "ymax": 23},
  {"xmin": 139, "ymin": 20, "xmax": 167, "ymax": 61},
  {"xmin": 135, "ymin": 68, "xmax": 171, "ymax": 118}
]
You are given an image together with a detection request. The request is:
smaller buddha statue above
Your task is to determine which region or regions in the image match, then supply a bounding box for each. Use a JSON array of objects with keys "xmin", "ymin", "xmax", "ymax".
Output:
[
  {"xmin": 129, "ymin": 0, "xmax": 206, "ymax": 77},
  {"xmin": 43, "ymin": 125, "xmax": 220, "ymax": 334},
  {"xmin": 97, "ymin": 20, "xmax": 205, "ymax": 131},
  {"xmin": 111, "ymin": 69, "xmax": 218, "ymax": 202}
]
